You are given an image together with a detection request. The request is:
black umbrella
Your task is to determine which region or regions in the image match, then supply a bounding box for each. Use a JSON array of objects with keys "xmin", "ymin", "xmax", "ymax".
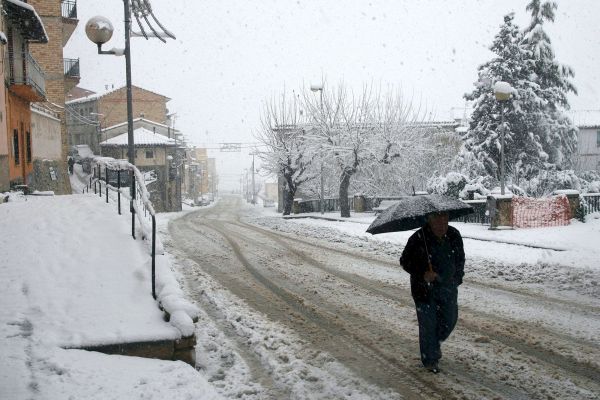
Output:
[{"xmin": 366, "ymin": 194, "xmax": 474, "ymax": 235}]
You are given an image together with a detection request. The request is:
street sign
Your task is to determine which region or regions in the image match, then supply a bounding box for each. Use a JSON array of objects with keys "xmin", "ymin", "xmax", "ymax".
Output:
[{"xmin": 220, "ymin": 143, "xmax": 242, "ymax": 152}]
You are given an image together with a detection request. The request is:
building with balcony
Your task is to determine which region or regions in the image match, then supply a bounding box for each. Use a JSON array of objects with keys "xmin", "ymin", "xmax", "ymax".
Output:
[
  {"xmin": 10, "ymin": 0, "xmax": 81, "ymax": 194},
  {"xmin": 66, "ymin": 85, "xmax": 171, "ymax": 154},
  {"xmin": 0, "ymin": 0, "xmax": 48, "ymax": 191}
]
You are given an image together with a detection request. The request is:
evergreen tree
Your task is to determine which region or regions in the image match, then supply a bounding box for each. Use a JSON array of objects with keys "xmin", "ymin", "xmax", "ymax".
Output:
[
  {"xmin": 458, "ymin": 3, "xmax": 578, "ymax": 190},
  {"xmin": 459, "ymin": 13, "xmax": 544, "ymax": 184},
  {"xmin": 522, "ymin": 0, "xmax": 578, "ymax": 170}
]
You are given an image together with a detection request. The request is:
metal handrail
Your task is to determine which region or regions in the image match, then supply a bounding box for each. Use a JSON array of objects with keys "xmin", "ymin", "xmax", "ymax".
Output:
[
  {"xmin": 61, "ymin": 0, "xmax": 78, "ymax": 19},
  {"xmin": 90, "ymin": 157, "xmax": 159, "ymax": 299},
  {"xmin": 5, "ymin": 51, "xmax": 46, "ymax": 98}
]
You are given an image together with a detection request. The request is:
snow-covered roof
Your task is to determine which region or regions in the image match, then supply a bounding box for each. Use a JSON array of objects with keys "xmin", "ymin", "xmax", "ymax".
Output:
[
  {"xmin": 100, "ymin": 127, "xmax": 177, "ymax": 147},
  {"xmin": 569, "ymin": 110, "xmax": 600, "ymax": 128},
  {"xmin": 66, "ymin": 86, "xmax": 97, "ymax": 101},
  {"xmin": 66, "ymin": 85, "xmax": 171, "ymax": 105}
]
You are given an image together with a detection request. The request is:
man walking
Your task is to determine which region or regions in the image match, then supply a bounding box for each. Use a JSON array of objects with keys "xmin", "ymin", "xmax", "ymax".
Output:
[{"xmin": 400, "ymin": 211, "xmax": 465, "ymax": 373}]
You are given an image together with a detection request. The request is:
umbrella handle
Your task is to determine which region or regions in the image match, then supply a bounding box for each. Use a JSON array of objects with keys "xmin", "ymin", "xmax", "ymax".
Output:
[
  {"xmin": 427, "ymin": 261, "xmax": 434, "ymax": 273},
  {"xmin": 425, "ymin": 261, "xmax": 435, "ymax": 287}
]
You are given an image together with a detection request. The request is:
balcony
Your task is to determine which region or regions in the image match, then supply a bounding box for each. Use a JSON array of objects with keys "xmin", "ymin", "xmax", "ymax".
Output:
[
  {"xmin": 5, "ymin": 51, "xmax": 46, "ymax": 102},
  {"xmin": 61, "ymin": 0, "xmax": 78, "ymax": 19},
  {"xmin": 64, "ymin": 58, "xmax": 80, "ymax": 93},
  {"xmin": 61, "ymin": 0, "xmax": 79, "ymax": 46}
]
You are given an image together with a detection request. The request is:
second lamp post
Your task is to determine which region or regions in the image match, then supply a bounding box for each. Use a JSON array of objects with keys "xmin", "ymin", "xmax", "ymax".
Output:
[{"xmin": 493, "ymin": 81, "xmax": 513, "ymax": 196}]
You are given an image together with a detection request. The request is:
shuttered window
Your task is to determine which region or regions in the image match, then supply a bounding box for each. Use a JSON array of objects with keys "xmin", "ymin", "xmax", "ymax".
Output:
[
  {"xmin": 13, "ymin": 129, "xmax": 19, "ymax": 165},
  {"xmin": 26, "ymin": 131, "xmax": 32, "ymax": 163}
]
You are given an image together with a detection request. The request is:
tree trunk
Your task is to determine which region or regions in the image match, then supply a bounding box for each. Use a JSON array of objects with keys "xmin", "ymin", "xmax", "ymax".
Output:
[
  {"xmin": 339, "ymin": 170, "xmax": 352, "ymax": 218},
  {"xmin": 282, "ymin": 178, "xmax": 296, "ymax": 216}
]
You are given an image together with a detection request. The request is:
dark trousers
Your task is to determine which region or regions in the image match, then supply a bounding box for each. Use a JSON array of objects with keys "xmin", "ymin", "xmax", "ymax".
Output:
[{"xmin": 414, "ymin": 286, "xmax": 458, "ymax": 367}]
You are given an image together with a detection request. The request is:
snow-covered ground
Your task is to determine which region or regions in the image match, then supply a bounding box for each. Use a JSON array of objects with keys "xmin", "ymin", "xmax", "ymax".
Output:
[
  {"xmin": 0, "ymin": 192, "xmax": 220, "ymax": 400},
  {"xmin": 2, "ymin": 189, "xmax": 599, "ymax": 399}
]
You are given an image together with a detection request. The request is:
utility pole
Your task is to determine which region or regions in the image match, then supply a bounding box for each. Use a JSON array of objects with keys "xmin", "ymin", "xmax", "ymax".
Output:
[
  {"xmin": 251, "ymin": 153, "xmax": 256, "ymax": 205},
  {"xmin": 311, "ymin": 84, "xmax": 325, "ymax": 214}
]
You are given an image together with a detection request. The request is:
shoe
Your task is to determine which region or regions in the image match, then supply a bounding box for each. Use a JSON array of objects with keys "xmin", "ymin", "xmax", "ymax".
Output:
[{"xmin": 425, "ymin": 363, "xmax": 440, "ymax": 374}]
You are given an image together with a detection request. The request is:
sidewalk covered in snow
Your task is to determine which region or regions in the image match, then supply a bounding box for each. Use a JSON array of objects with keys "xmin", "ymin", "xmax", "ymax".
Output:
[{"xmin": 0, "ymin": 193, "xmax": 220, "ymax": 399}]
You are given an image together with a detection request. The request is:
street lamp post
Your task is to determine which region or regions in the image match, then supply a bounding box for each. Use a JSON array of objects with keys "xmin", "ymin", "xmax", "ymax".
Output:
[
  {"xmin": 85, "ymin": 11, "xmax": 137, "ymax": 237},
  {"xmin": 85, "ymin": 1, "xmax": 174, "ymax": 238},
  {"xmin": 310, "ymin": 84, "xmax": 324, "ymax": 214},
  {"xmin": 493, "ymin": 81, "xmax": 513, "ymax": 196}
]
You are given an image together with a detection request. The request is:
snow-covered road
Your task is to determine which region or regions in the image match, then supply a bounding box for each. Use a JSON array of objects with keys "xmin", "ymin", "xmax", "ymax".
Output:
[{"xmin": 164, "ymin": 196, "xmax": 599, "ymax": 400}]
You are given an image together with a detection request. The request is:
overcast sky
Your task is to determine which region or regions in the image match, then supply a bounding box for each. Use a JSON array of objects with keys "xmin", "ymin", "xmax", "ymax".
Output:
[{"xmin": 66, "ymin": 0, "xmax": 600, "ymax": 190}]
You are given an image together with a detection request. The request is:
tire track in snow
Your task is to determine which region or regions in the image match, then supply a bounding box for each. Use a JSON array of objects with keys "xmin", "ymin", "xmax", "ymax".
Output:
[
  {"xmin": 183, "ymin": 211, "xmax": 530, "ymax": 400},
  {"xmin": 229, "ymin": 219, "xmax": 600, "ymax": 390}
]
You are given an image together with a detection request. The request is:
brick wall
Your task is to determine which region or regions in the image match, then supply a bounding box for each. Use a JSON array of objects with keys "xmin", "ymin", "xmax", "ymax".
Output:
[{"xmin": 99, "ymin": 87, "xmax": 169, "ymax": 129}]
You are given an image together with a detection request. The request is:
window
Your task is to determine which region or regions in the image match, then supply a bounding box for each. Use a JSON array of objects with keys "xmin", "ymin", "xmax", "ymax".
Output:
[
  {"xmin": 145, "ymin": 150, "xmax": 154, "ymax": 159},
  {"xmin": 26, "ymin": 131, "xmax": 31, "ymax": 163},
  {"xmin": 597, "ymin": 130, "xmax": 600, "ymax": 147},
  {"xmin": 12, "ymin": 129, "xmax": 19, "ymax": 165}
]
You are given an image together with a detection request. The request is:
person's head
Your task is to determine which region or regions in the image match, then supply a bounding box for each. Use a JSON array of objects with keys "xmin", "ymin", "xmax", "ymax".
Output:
[{"xmin": 427, "ymin": 212, "xmax": 449, "ymax": 238}]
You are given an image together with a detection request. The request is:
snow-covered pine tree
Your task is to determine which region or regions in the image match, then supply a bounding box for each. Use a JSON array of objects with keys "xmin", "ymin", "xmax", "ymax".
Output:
[
  {"xmin": 522, "ymin": 0, "xmax": 578, "ymax": 171},
  {"xmin": 459, "ymin": 13, "xmax": 545, "ymax": 184}
]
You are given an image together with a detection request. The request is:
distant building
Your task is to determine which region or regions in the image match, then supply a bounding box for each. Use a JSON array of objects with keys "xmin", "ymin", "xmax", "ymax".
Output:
[
  {"xmin": 570, "ymin": 110, "xmax": 600, "ymax": 172},
  {"xmin": 264, "ymin": 182, "xmax": 278, "ymax": 201},
  {"xmin": 100, "ymin": 126, "xmax": 182, "ymax": 212},
  {"xmin": 66, "ymin": 85, "xmax": 171, "ymax": 154},
  {"xmin": 184, "ymin": 147, "xmax": 217, "ymax": 202}
]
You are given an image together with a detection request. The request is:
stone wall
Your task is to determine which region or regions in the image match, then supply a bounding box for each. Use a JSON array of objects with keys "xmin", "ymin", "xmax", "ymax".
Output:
[
  {"xmin": 0, "ymin": 155, "xmax": 8, "ymax": 192},
  {"xmin": 29, "ymin": 159, "xmax": 71, "ymax": 194},
  {"xmin": 79, "ymin": 334, "xmax": 196, "ymax": 367},
  {"xmin": 31, "ymin": 107, "xmax": 62, "ymax": 160}
]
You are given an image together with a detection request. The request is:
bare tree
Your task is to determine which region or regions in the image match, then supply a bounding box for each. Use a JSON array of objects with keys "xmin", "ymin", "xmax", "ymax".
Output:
[
  {"xmin": 304, "ymin": 83, "xmax": 429, "ymax": 217},
  {"xmin": 255, "ymin": 91, "xmax": 316, "ymax": 215}
]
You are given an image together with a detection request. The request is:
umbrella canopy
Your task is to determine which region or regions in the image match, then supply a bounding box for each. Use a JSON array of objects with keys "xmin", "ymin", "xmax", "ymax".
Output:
[{"xmin": 366, "ymin": 195, "xmax": 474, "ymax": 234}]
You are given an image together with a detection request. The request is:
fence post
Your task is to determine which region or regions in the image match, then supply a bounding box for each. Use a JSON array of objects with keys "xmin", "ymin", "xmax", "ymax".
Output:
[
  {"xmin": 117, "ymin": 170, "xmax": 121, "ymax": 215},
  {"xmin": 105, "ymin": 166, "xmax": 109, "ymax": 203},
  {"xmin": 151, "ymin": 214, "xmax": 156, "ymax": 300},
  {"xmin": 98, "ymin": 165, "xmax": 102, "ymax": 198},
  {"xmin": 131, "ymin": 171, "xmax": 136, "ymax": 240}
]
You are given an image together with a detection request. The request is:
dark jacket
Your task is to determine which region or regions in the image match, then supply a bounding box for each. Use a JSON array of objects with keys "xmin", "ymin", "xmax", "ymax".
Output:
[{"xmin": 400, "ymin": 225, "xmax": 465, "ymax": 302}]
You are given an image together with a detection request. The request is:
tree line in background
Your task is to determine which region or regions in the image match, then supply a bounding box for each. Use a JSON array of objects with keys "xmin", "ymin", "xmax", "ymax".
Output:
[{"xmin": 256, "ymin": 0, "xmax": 600, "ymax": 216}]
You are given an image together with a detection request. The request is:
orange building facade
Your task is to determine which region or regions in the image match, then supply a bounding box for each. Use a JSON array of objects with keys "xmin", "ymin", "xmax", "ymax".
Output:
[{"xmin": 1, "ymin": 0, "xmax": 48, "ymax": 190}]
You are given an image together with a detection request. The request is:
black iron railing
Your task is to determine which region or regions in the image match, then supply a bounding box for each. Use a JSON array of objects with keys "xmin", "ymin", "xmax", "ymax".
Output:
[
  {"xmin": 61, "ymin": 0, "xmax": 77, "ymax": 19},
  {"xmin": 582, "ymin": 193, "xmax": 600, "ymax": 214},
  {"xmin": 64, "ymin": 58, "xmax": 80, "ymax": 78},
  {"xmin": 87, "ymin": 158, "xmax": 159, "ymax": 299}
]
